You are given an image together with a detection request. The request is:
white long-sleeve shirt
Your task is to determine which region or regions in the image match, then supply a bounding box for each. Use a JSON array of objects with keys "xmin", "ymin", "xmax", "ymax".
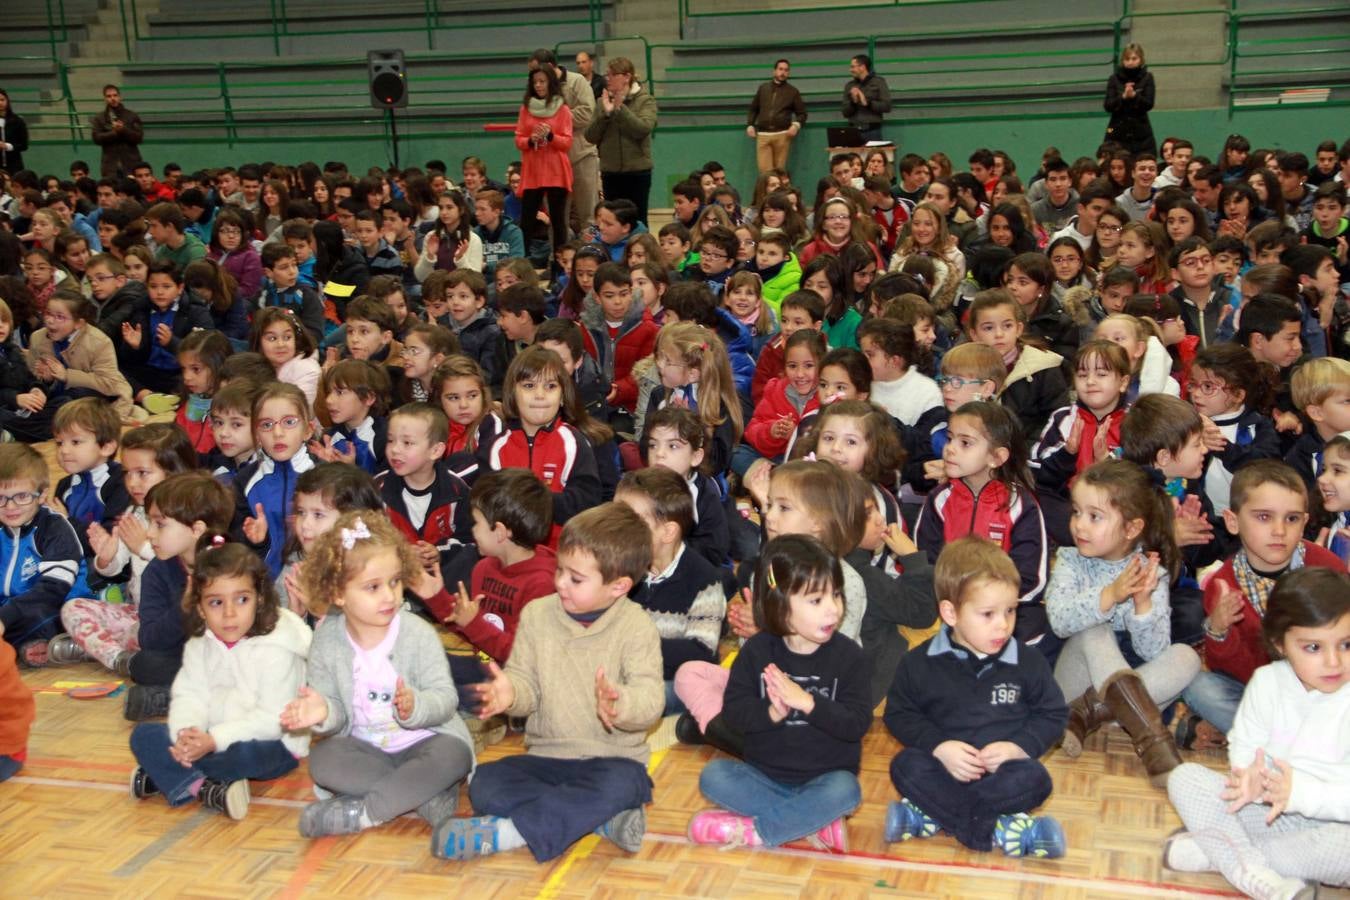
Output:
[{"xmin": 1228, "ymin": 660, "xmax": 1350, "ymax": 822}]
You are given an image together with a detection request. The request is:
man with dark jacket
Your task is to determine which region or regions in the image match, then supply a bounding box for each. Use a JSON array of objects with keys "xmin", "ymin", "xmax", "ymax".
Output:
[
  {"xmin": 90, "ymin": 85, "xmax": 144, "ymax": 178},
  {"xmin": 841, "ymin": 54, "xmax": 892, "ymax": 143},
  {"xmin": 746, "ymin": 59, "xmax": 807, "ymax": 174}
]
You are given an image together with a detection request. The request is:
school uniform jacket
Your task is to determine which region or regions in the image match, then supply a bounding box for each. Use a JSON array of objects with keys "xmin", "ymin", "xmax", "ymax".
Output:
[
  {"xmin": 449, "ymin": 309, "xmax": 503, "ymax": 393},
  {"xmin": 327, "ymin": 414, "xmax": 387, "ymax": 476},
  {"xmin": 0, "ymin": 506, "xmax": 87, "ymax": 643},
  {"xmin": 915, "ymin": 479, "xmax": 1048, "ymax": 605},
  {"xmin": 1202, "ymin": 406, "xmax": 1282, "ymax": 514},
  {"xmin": 642, "ymin": 384, "xmax": 739, "ymax": 480},
  {"xmin": 998, "ymin": 344, "xmax": 1069, "ymax": 444},
  {"xmin": 115, "ymin": 294, "xmax": 214, "ymax": 371},
  {"xmin": 579, "ymin": 293, "xmax": 659, "ymax": 413},
  {"xmin": 443, "ymin": 413, "xmax": 505, "ymax": 487},
  {"xmin": 1030, "ymin": 403, "xmax": 1126, "ymax": 497},
  {"xmin": 483, "ymin": 416, "xmax": 602, "ymax": 528},
  {"xmin": 56, "ymin": 460, "xmax": 131, "ymax": 560},
  {"xmin": 900, "ymin": 405, "xmax": 950, "ymax": 495},
  {"xmin": 743, "ymin": 377, "xmax": 819, "ymax": 458},
  {"xmin": 377, "ymin": 460, "xmax": 474, "ymax": 564},
  {"xmin": 233, "ymin": 447, "xmax": 316, "ymax": 577},
  {"xmin": 686, "ymin": 471, "xmax": 731, "ymax": 569}
]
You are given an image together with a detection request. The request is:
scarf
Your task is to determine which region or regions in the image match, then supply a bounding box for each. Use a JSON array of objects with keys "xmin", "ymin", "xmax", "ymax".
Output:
[
  {"xmin": 1073, "ymin": 405, "xmax": 1125, "ymax": 475},
  {"xmin": 185, "ymin": 393, "xmax": 212, "ymax": 423},
  {"xmin": 527, "ymin": 96, "xmax": 564, "ymax": 118},
  {"xmin": 734, "ymin": 305, "xmax": 760, "ymax": 328},
  {"xmin": 1232, "ymin": 542, "xmax": 1306, "ymax": 619}
]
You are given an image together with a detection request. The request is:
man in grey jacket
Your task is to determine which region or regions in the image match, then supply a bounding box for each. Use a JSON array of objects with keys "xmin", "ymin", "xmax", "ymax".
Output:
[
  {"xmin": 531, "ymin": 49, "xmax": 599, "ymax": 235},
  {"xmin": 841, "ymin": 54, "xmax": 892, "ymax": 143}
]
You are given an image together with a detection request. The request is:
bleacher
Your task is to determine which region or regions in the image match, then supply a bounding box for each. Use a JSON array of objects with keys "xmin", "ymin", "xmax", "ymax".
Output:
[{"xmin": 1225, "ymin": 1, "xmax": 1350, "ymax": 108}]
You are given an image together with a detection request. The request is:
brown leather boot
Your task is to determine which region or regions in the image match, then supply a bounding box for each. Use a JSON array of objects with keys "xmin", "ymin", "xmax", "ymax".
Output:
[
  {"xmin": 1061, "ymin": 686, "xmax": 1111, "ymax": 758},
  {"xmin": 1102, "ymin": 671, "xmax": 1183, "ymax": 787}
]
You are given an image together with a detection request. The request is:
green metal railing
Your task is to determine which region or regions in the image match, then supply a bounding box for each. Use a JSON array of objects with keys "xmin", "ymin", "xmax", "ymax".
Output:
[
  {"xmin": 114, "ymin": 0, "xmax": 604, "ymax": 58},
  {"xmin": 1226, "ymin": 5, "xmax": 1350, "ymax": 116},
  {"xmin": 0, "ymin": 0, "xmax": 73, "ymax": 60}
]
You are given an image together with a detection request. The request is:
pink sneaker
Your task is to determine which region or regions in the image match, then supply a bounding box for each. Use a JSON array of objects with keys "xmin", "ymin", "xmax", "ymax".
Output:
[
  {"xmin": 687, "ymin": 810, "xmax": 763, "ymax": 848},
  {"xmin": 810, "ymin": 818, "xmax": 848, "ymax": 853}
]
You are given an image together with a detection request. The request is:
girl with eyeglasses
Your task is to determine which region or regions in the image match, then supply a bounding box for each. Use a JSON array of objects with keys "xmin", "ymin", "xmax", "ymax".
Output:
[{"xmin": 234, "ymin": 382, "xmax": 318, "ymax": 578}]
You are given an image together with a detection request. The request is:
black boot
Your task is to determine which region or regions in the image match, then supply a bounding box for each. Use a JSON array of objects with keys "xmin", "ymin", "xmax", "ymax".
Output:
[
  {"xmin": 674, "ymin": 712, "xmax": 706, "ymax": 745},
  {"xmin": 123, "ymin": 684, "xmax": 171, "ymax": 721},
  {"xmin": 198, "ymin": 778, "xmax": 250, "ymax": 820},
  {"xmin": 702, "ymin": 714, "xmax": 745, "ymax": 758},
  {"xmin": 129, "ymin": 767, "xmax": 160, "ymax": 799}
]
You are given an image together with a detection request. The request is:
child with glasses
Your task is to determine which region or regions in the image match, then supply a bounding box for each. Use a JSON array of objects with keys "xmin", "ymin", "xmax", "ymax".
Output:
[
  {"xmin": 0, "ymin": 444, "xmax": 87, "ymax": 667},
  {"xmin": 232, "ymin": 383, "xmax": 317, "ymax": 578}
]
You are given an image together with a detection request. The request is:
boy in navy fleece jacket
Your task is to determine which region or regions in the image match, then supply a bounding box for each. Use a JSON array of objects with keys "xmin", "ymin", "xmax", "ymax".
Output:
[{"xmin": 883, "ymin": 537, "xmax": 1068, "ymax": 858}]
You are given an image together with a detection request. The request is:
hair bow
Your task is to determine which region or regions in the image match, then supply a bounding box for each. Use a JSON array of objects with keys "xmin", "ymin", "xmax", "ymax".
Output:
[
  {"xmin": 765, "ymin": 563, "xmax": 778, "ymax": 590},
  {"xmin": 340, "ymin": 518, "xmax": 371, "ymax": 550},
  {"xmin": 803, "ymin": 452, "xmax": 818, "ymax": 462},
  {"xmin": 211, "ymin": 534, "xmax": 226, "ymax": 547}
]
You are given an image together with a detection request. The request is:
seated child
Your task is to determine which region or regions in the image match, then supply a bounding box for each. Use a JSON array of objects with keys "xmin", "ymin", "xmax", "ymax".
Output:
[
  {"xmin": 739, "ymin": 329, "xmax": 826, "ymax": 473},
  {"xmin": 414, "ymin": 469, "xmax": 556, "ymax": 683},
  {"xmin": 205, "ymin": 379, "xmax": 263, "ymax": 481},
  {"xmin": 431, "ymin": 356, "xmax": 503, "ymax": 485},
  {"xmin": 751, "ymin": 231, "xmax": 803, "ymax": 313},
  {"xmin": 1179, "ymin": 461, "xmax": 1346, "ymax": 741},
  {"xmin": 686, "ymin": 534, "xmax": 868, "ymax": 851},
  {"xmin": 123, "ymin": 473, "xmax": 237, "ymax": 720},
  {"xmin": 1096, "ymin": 312, "xmax": 1180, "ymax": 400},
  {"xmin": 0, "ymin": 619, "xmax": 36, "ymax": 780},
  {"xmin": 883, "ymin": 537, "xmax": 1068, "ymax": 858},
  {"xmin": 260, "ymin": 243, "xmax": 326, "ymax": 344},
  {"xmin": 904, "ymin": 342, "xmax": 1005, "ymax": 495},
  {"xmin": 444, "ymin": 269, "xmax": 503, "ymax": 390},
  {"xmin": 313, "ymin": 360, "xmax": 390, "ymax": 475},
  {"xmin": 327, "ymin": 296, "xmax": 405, "ymax": 400},
  {"xmin": 494, "ymin": 283, "xmax": 547, "ymax": 389},
  {"xmin": 858, "ymin": 318, "xmax": 941, "ymax": 428},
  {"xmin": 1318, "ymin": 434, "xmax": 1350, "ymax": 566},
  {"xmin": 691, "ymin": 225, "xmax": 742, "ymax": 298},
  {"xmin": 378, "ymin": 402, "xmax": 475, "ymax": 591},
  {"xmin": 116, "ymin": 260, "xmax": 214, "ymax": 402},
  {"xmin": 233, "ymin": 383, "xmax": 318, "ymax": 578},
  {"xmin": 129, "ymin": 540, "xmax": 311, "ymax": 821},
  {"xmin": 434, "ymin": 504, "xmax": 664, "ymax": 861},
  {"xmin": 251, "ymin": 307, "xmax": 322, "ymax": 407},
  {"xmin": 752, "ymin": 290, "xmax": 824, "ymax": 405},
  {"xmin": 1188, "ymin": 343, "xmax": 1282, "ymax": 516},
  {"xmin": 616, "ymin": 467, "xmax": 730, "ymax": 714},
  {"xmin": 281, "ymin": 512, "xmax": 474, "ymax": 837},
  {"xmin": 580, "ymin": 262, "xmax": 658, "ymax": 422},
  {"xmin": 1083, "ymin": 266, "xmax": 1141, "ymax": 339},
  {"xmin": 658, "ymin": 221, "xmax": 696, "ymax": 274},
  {"xmin": 1237, "ymin": 294, "xmax": 1305, "ymax": 436},
  {"xmin": 536, "ymin": 317, "xmax": 611, "ymax": 427},
  {"xmin": 53, "ymin": 423, "xmax": 197, "ymax": 670},
  {"xmin": 353, "ymin": 209, "xmax": 405, "ymax": 284},
  {"xmin": 644, "ymin": 406, "xmax": 731, "ymax": 568},
  {"xmin": 51, "ymin": 397, "xmax": 131, "ymax": 577},
  {"xmin": 398, "ymin": 322, "xmax": 458, "ymax": 405},
  {"xmin": 0, "ymin": 445, "xmax": 86, "ymax": 666},
  {"xmin": 1166, "ymin": 567, "xmax": 1350, "ymax": 899},
  {"xmin": 1285, "ymin": 357, "xmax": 1350, "ymax": 497},
  {"xmin": 174, "ymin": 329, "xmax": 232, "ymax": 456},
  {"xmin": 968, "ymin": 289, "xmax": 1069, "ymax": 442}
]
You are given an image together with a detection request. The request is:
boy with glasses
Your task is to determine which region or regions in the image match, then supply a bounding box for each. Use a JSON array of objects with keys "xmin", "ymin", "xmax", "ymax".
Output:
[{"xmin": 1168, "ymin": 237, "xmax": 1233, "ymax": 348}]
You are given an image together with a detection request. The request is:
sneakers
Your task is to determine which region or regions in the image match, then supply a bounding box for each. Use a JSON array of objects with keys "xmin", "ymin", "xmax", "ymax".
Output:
[
  {"xmin": 198, "ymin": 778, "xmax": 250, "ymax": 820},
  {"xmin": 47, "ymin": 634, "xmax": 89, "ymax": 665},
  {"xmin": 299, "ymin": 796, "xmax": 367, "ymax": 837},
  {"xmin": 1233, "ymin": 863, "xmax": 1318, "ymax": 900},
  {"xmin": 18, "ymin": 640, "xmax": 49, "ymax": 668},
  {"xmin": 993, "ymin": 813, "xmax": 1066, "ymax": 859},
  {"xmin": 123, "ymin": 684, "xmax": 172, "ymax": 721},
  {"xmin": 112, "ymin": 651, "xmax": 135, "ymax": 679},
  {"xmin": 129, "ymin": 766, "xmax": 160, "ymax": 800},
  {"xmin": 1161, "ymin": 827, "xmax": 1214, "ymax": 873},
  {"xmin": 596, "ymin": 807, "xmax": 646, "ymax": 853},
  {"xmin": 415, "ymin": 787, "xmax": 461, "ymax": 827},
  {"xmin": 687, "ymin": 810, "xmax": 763, "ymax": 849},
  {"xmin": 802, "ymin": 818, "xmax": 848, "ymax": 853},
  {"xmin": 884, "ymin": 799, "xmax": 939, "ymax": 842},
  {"xmin": 432, "ymin": 815, "xmax": 509, "ymax": 861}
]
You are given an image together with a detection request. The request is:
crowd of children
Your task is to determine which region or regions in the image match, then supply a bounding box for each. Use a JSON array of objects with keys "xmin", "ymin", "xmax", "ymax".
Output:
[{"xmin": 1, "ymin": 93, "xmax": 1349, "ymax": 896}]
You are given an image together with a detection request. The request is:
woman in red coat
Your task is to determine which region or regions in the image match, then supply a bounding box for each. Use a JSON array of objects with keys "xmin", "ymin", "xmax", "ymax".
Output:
[{"xmin": 515, "ymin": 66, "xmax": 574, "ymax": 255}]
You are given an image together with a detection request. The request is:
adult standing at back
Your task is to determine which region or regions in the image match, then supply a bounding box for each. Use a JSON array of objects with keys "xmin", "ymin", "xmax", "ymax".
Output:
[
  {"xmin": 90, "ymin": 84, "xmax": 144, "ymax": 178},
  {"xmin": 576, "ymin": 50, "xmax": 605, "ymax": 100},
  {"xmin": 841, "ymin": 54, "xmax": 891, "ymax": 143},
  {"xmin": 531, "ymin": 49, "xmax": 598, "ymax": 239},
  {"xmin": 515, "ymin": 65, "xmax": 574, "ymax": 256},
  {"xmin": 1103, "ymin": 43, "xmax": 1156, "ymax": 157},
  {"xmin": 747, "ymin": 59, "xmax": 807, "ymax": 175},
  {"xmin": 0, "ymin": 90, "xmax": 29, "ymax": 175},
  {"xmin": 585, "ymin": 57, "xmax": 658, "ymax": 225}
]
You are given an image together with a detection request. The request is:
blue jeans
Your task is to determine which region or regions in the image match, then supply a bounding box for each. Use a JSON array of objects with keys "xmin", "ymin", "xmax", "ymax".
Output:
[
  {"xmin": 698, "ymin": 759, "xmax": 861, "ymax": 846},
  {"xmin": 663, "ymin": 679, "xmax": 686, "ymax": 716},
  {"xmin": 129, "ymin": 723, "xmax": 297, "ymax": 806},
  {"xmin": 1181, "ymin": 670, "xmax": 1245, "ymax": 735}
]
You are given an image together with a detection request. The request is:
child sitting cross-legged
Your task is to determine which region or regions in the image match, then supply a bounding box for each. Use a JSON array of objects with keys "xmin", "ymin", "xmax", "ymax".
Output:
[
  {"xmin": 1177, "ymin": 461, "xmax": 1346, "ymax": 745},
  {"xmin": 1317, "ymin": 434, "xmax": 1350, "ymax": 566},
  {"xmin": 616, "ymin": 467, "xmax": 731, "ymax": 715},
  {"xmin": 128, "ymin": 538, "xmax": 312, "ymax": 821},
  {"xmin": 280, "ymin": 512, "xmax": 474, "ymax": 839},
  {"xmin": 883, "ymin": 536, "xmax": 1069, "ymax": 859},
  {"xmin": 311, "ymin": 359, "xmax": 390, "ymax": 475},
  {"xmin": 643, "ymin": 405, "xmax": 731, "ymax": 569},
  {"xmin": 686, "ymin": 534, "xmax": 870, "ymax": 852},
  {"xmin": 434, "ymin": 503, "xmax": 665, "ymax": 862}
]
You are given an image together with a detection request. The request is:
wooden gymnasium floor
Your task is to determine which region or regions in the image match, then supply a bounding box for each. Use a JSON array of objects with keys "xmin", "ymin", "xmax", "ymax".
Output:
[{"xmin": 6, "ymin": 442, "xmax": 1349, "ymax": 899}]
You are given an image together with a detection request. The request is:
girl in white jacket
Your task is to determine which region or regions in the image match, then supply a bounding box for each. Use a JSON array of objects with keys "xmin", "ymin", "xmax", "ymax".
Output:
[
  {"xmin": 128, "ymin": 537, "xmax": 312, "ymax": 820},
  {"xmin": 1166, "ymin": 568, "xmax": 1350, "ymax": 899}
]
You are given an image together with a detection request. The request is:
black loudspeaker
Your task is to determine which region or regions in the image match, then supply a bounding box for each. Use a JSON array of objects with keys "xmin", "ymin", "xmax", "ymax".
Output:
[{"xmin": 368, "ymin": 50, "xmax": 408, "ymax": 109}]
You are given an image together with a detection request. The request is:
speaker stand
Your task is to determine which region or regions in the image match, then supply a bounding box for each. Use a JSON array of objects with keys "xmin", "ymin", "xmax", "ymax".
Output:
[{"xmin": 386, "ymin": 107, "xmax": 400, "ymax": 169}]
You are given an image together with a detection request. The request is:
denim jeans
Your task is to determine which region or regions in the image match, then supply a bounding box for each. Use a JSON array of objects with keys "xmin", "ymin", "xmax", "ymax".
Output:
[
  {"xmin": 129, "ymin": 722, "xmax": 297, "ymax": 806},
  {"xmin": 890, "ymin": 747, "xmax": 1052, "ymax": 851},
  {"xmin": 1181, "ymin": 670, "xmax": 1245, "ymax": 735},
  {"xmin": 698, "ymin": 759, "xmax": 861, "ymax": 846}
]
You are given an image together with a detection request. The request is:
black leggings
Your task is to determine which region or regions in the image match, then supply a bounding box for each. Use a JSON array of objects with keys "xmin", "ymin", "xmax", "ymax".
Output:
[{"xmin": 520, "ymin": 186, "xmax": 570, "ymax": 254}]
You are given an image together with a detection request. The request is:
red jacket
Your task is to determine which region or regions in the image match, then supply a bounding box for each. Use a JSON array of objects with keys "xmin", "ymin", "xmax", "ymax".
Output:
[
  {"xmin": 428, "ymin": 546, "xmax": 557, "ymax": 662},
  {"xmin": 1202, "ymin": 541, "xmax": 1346, "ymax": 684},
  {"xmin": 483, "ymin": 416, "xmax": 603, "ymax": 544},
  {"xmin": 176, "ymin": 404, "xmax": 216, "ymax": 456},
  {"xmin": 744, "ymin": 377, "xmax": 819, "ymax": 458},
  {"xmin": 871, "ymin": 202, "xmax": 910, "ymax": 256},
  {"xmin": 0, "ymin": 640, "xmax": 34, "ymax": 758},
  {"xmin": 797, "ymin": 237, "xmax": 884, "ymax": 270},
  {"xmin": 915, "ymin": 479, "xmax": 1048, "ymax": 604},
  {"xmin": 579, "ymin": 302, "xmax": 658, "ymax": 412},
  {"xmin": 751, "ymin": 335, "xmax": 785, "ymax": 404},
  {"xmin": 514, "ymin": 101, "xmax": 574, "ymax": 191}
]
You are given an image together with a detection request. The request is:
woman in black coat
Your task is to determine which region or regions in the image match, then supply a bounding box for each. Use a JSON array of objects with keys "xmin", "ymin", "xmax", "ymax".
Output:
[
  {"xmin": 1103, "ymin": 43, "xmax": 1156, "ymax": 157},
  {"xmin": 0, "ymin": 89, "xmax": 30, "ymax": 175}
]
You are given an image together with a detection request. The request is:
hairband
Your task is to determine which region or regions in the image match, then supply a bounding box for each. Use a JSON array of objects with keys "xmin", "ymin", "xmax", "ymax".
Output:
[{"xmin": 340, "ymin": 518, "xmax": 371, "ymax": 550}]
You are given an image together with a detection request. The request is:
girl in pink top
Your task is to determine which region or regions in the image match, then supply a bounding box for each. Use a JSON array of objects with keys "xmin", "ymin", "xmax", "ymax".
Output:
[{"xmin": 515, "ymin": 66, "xmax": 574, "ymax": 255}]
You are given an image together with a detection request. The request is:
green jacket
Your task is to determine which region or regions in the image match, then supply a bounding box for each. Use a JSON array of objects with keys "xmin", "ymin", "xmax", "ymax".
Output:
[
  {"xmin": 760, "ymin": 253, "xmax": 803, "ymax": 312},
  {"xmin": 584, "ymin": 83, "xmax": 657, "ymax": 173}
]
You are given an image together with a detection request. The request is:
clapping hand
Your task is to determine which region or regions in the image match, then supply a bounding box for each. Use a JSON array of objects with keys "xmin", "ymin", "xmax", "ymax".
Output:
[
  {"xmin": 393, "ymin": 677, "xmax": 415, "ymax": 720},
  {"xmin": 87, "ymin": 521, "xmax": 119, "ymax": 570},
  {"xmin": 242, "ymin": 502, "xmax": 268, "ymax": 545},
  {"xmin": 472, "ymin": 660, "xmax": 516, "ymax": 719},
  {"xmin": 595, "ymin": 666, "xmax": 621, "ymax": 730},
  {"xmin": 280, "ymin": 686, "xmax": 329, "ymax": 730},
  {"xmin": 727, "ymin": 587, "xmax": 758, "ymax": 640},
  {"xmin": 121, "ymin": 321, "xmax": 143, "ymax": 349},
  {"xmin": 1206, "ymin": 581, "xmax": 1246, "ymax": 636},
  {"xmin": 763, "ymin": 663, "xmax": 814, "ymax": 715},
  {"xmin": 155, "ymin": 323, "xmax": 173, "ymax": 347}
]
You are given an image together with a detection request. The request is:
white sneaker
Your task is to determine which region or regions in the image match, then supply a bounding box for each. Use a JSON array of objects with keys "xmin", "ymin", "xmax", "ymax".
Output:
[
  {"xmin": 1161, "ymin": 828, "xmax": 1214, "ymax": 873},
  {"xmin": 1235, "ymin": 863, "xmax": 1317, "ymax": 900}
]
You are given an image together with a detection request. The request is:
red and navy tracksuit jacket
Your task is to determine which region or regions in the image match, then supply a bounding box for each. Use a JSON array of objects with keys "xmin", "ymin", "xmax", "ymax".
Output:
[
  {"xmin": 915, "ymin": 478, "xmax": 1048, "ymax": 605},
  {"xmin": 378, "ymin": 460, "xmax": 475, "ymax": 588},
  {"xmin": 482, "ymin": 416, "xmax": 602, "ymax": 538},
  {"xmin": 443, "ymin": 413, "xmax": 505, "ymax": 486}
]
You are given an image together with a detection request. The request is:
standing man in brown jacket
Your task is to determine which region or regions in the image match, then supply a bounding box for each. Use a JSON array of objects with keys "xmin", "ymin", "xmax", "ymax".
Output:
[
  {"xmin": 747, "ymin": 59, "xmax": 807, "ymax": 174},
  {"xmin": 90, "ymin": 85, "xmax": 144, "ymax": 178}
]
